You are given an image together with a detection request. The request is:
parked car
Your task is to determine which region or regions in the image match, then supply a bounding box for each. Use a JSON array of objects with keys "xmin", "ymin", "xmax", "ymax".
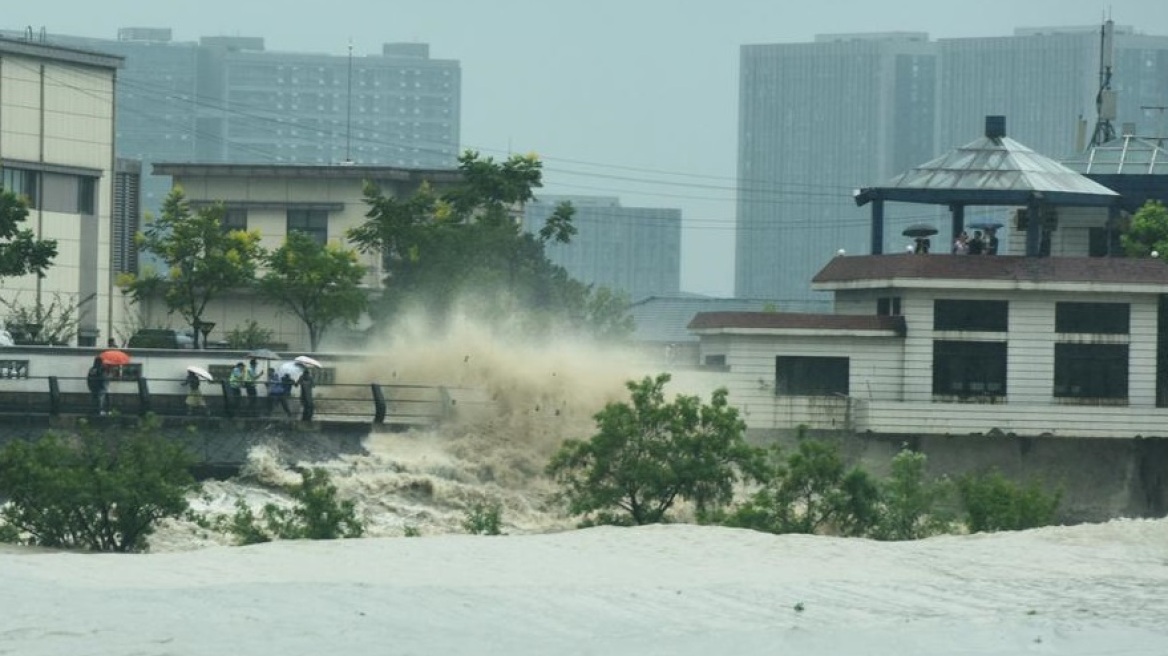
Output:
[{"xmin": 127, "ymin": 329, "xmax": 194, "ymax": 349}]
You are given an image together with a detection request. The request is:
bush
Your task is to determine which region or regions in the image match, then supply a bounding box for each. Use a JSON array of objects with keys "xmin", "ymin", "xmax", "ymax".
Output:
[
  {"xmin": 226, "ymin": 468, "xmax": 364, "ymax": 544},
  {"xmin": 462, "ymin": 500, "xmax": 505, "ymax": 535},
  {"xmin": 873, "ymin": 450, "xmax": 953, "ymax": 541},
  {"xmin": 225, "ymin": 319, "xmax": 275, "ymax": 350},
  {"xmin": 721, "ymin": 439, "xmax": 880, "ymax": 536},
  {"xmin": 957, "ymin": 470, "xmax": 1061, "ymax": 533},
  {"xmin": 547, "ymin": 373, "xmax": 764, "ymax": 526},
  {"xmin": 0, "ymin": 417, "xmax": 197, "ymax": 552}
]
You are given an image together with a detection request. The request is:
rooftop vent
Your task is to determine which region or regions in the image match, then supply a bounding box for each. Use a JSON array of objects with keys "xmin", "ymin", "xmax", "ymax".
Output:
[{"xmin": 985, "ymin": 115, "xmax": 1007, "ymax": 139}]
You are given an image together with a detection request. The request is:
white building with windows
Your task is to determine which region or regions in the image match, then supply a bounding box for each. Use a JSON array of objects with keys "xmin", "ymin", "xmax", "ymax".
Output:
[
  {"xmin": 146, "ymin": 162, "xmax": 461, "ymax": 350},
  {"xmin": 0, "ymin": 36, "xmax": 123, "ymax": 346}
]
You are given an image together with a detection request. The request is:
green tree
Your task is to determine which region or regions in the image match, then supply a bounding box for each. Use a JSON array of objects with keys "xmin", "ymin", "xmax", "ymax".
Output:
[
  {"xmin": 225, "ymin": 468, "xmax": 364, "ymax": 544},
  {"xmin": 722, "ymin": 439, "xmax": 881, "ymax": 536},
  {"xmin": 547, "ymin": 373, "xmax": 763, "ymax": 525},
  {"xmin": 0, "ymin": 418, "xmax": 197, "ymax": 552},
  {"xmin": 258, "ymin": 231, "xmax": 369, "ymax": 351},
  {"xmin": 957, "ymin": 470, "xmax": 1061, "ymax": 533},
  {"xmin": 873, "ymin": 450, "xmax": 953, "ymax": 541},
  {"xmin": 0, "ymin": 185, "xmax": 57, "ymax": 281},
  {"xmin": 121, "ymin": 187, "xmax": 263, "ymax": 348},
  {"xmin": 225, "ymin": 319, "xmax": 276, "ymax": 349},
  {"xmin": 1120, "ymin": 200, "xmax": 1168, "ymax": 257},
  {"xmin": 348, "ymin": 151, "xmax": 634, "ymax": 341}
]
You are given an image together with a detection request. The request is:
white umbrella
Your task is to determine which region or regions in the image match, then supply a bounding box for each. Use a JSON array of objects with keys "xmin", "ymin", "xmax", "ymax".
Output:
[
  {"xmin": 186, "ymin": 365, "xmax": 213, "ymax": 381},
  {"xmin": 276, "ymin": 361, "xmax": 305, "ymax": 381},
  {"xmin": 294, "ymin": 355, "xmax": 323, "ymax": 368}
]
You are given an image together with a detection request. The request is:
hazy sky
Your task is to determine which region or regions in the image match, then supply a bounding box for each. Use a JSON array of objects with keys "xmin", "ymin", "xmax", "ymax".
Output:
[{"xmin": 8, "ymin": 1, "xmax": 1168, "ymax": 296}]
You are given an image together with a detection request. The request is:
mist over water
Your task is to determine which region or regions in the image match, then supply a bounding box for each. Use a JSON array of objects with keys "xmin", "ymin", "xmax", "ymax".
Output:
[{"xmin": 153, "ymin": 307, "xmax": 678, "ymax": 551}]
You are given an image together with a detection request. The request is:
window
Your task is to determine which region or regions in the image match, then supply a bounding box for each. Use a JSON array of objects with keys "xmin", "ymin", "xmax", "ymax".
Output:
[
  {"xmin": 932, "ymin": 340, "xmax": 1007, "ymax": 396},
  {"xmin": 877, "ymin": 297, "xmax": 901, "ymax": 316},
  {"xmin": 1, "ymin": 168, "xmax": 39, "ymax": 208},
  {"xmin": 1054, "ymin": 343, "xmax": 1128, "ymax": 399},
  {"xmin": 775, "ymin": 356, "xmax": 849, "ymax": 396},
  {"xmin": 77, "ymin": 176, "xmax": 97, "ymax": 214},
  {"xmin": 934, "ymin": 300, "xmax": 1008, "ymax": 332},
  {"xmin": 286, "ymin": 209, "xmax": 328, "ymax": 244},
  {"xmin": 222, "ymin": 208, "xmax": 248, "ymax": 233},
  {"xmin": 1055, "ymin": 302, "xmax": 1129, "ymax": 334},
  {"xmin": 1088, "ymin": 227, "xmax": 1122, "ymax": 257}
]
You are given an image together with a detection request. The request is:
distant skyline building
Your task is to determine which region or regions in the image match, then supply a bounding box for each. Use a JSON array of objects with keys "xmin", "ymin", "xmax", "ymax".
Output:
[
  {"xmin": 736, "ymin": 32, "xmax": 936, "ymax": 305},
  {"xmin": 1, "ymin": 27, "xmax": 461, "ymax": 222},
  {"xmin": 524, "ymin": 195, "xmax": 682, "ymax": 303},
  {"xmin": 736, "ymin": 25, "xmax": 1168, "ymax": 305}
]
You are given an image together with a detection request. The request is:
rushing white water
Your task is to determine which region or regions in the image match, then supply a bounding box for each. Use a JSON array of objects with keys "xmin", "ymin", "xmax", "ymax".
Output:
[{"xmin": 151, "ymin": 309, "xmax": 686, "ymax": 551}]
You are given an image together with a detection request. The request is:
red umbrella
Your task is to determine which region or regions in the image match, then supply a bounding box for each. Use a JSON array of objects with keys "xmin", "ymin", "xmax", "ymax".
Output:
[{"xmin": 99, "ymin": 350, "xmax": 131, "ymax": 366}]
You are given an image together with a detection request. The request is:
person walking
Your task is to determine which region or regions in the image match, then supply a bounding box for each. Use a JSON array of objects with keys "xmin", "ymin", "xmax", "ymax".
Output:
[{"xmin": 86, "ymin": 356, "xmax": 109, "ymax": 416}]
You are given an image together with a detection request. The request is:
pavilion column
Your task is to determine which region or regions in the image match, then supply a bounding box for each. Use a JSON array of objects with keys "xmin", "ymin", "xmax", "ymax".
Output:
[
  {"xmin": 949, "ymin": 204, "xmax": 965, "ymax": 246},
  {"xmin": 1025, "ymin": 195, "xmax": 1043, "ymax": 257},
  {"xmin": 870, "ymin": 198, "xmax": 884, "ymax": 255}
]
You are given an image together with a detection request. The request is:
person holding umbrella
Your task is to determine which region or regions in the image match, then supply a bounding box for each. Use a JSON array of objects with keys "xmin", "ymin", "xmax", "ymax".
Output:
[
  {"xmin": 182, "ymin": 368, "xmax": 209, "ymax": 416},
  {"xmin": 86, "ymin": 356, "xmax": 109, "ymax": 415}
]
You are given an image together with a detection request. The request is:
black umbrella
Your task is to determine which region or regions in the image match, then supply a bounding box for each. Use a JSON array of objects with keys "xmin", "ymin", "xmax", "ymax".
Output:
[
  {"xmin": 967, "ymin": 221, "xmax": 1004, "ymax": 231},
  {"xmin": 902, "ymin": 223, "xmax": 938, "ymax": 238}
]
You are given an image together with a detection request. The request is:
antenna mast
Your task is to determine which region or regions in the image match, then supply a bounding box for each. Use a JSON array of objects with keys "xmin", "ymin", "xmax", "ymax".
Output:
[
  {"xmin": 344, "ymin": 40, "xmax": 354, "ymax": 164},
  {"xmin": 1089, "ymin": 19, "xmax": 1117, "ymax": 147}
]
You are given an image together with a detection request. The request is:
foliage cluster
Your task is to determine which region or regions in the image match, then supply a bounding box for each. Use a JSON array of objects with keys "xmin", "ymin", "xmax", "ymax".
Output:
[
  {"xmin": 461, "ymin": 499, "xmax": 505, "ymax": 535},
  {"xmin": 349, "ymin": 151, "xmax": 633, "ymax": 341},
  {"xmin": 0, "ymin": 417, "xmax": 196, "ymax": 552},
  {"xmin": 0, "ymin": 186, "xmax": 57, "ymax": 281},
  {"xmin": 225, "ymin": 319, "xmax": 276, "ymax": 350},
  {"xmin": 1120, "ymin": 200, "xmax": 1168, "ymax": 257},
  {"xmin": 549, "ymin": 376, "xmax": 1062, "ymax": 539},
  {"xmin": 120, "ymin": 150, "xmax": 633, "ymax": 351},
  {"xmin": 223, "ymin": 468, "xmax": 365, "ymax": 544}
]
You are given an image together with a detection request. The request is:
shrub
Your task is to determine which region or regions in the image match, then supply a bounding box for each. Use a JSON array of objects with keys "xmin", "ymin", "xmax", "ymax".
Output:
[
  {"xmin": 547, "ymin": 373, "xmax": 764, "ymax": 525},
  {"xmin": 0, "ymin": 417, "xmax": 197, "ymax": 552},
  {"xmin": 722, "ymin": 439, "xmax": 881, "ymax": 536},
  {"xmin": 873, "ymin": 450, "xmax": 953, "ymax": 541},
  {"xmin": 462, "ymin": 500, "xmax": 505, "ymax": 535},
  {"xmin": 957, "ymin": 470, "xmax": 1061, "ymax": 533},
  {"xmin": 226, "ymin": 468, "xmax": 364, "ymax": 544},
  {"xmin": 225, "ymin": 319, "xmax": 275, "ymax": 350}
]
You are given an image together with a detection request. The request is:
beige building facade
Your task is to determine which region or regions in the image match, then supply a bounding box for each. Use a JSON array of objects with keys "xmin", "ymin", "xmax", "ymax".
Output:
[
  {"xmin": 147, "ymin": 163, "xmax": 461, "ymax": 351},
  {"xmin": 0, "ymin": 37, "xmax": 123, "ymax": 346}
]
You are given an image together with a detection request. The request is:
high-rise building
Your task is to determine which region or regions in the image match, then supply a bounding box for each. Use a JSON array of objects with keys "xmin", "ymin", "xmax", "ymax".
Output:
[
  {"xmin": 937, "ymin": 26, "xmax": 1168, "ymax": 159},
  {"xmin": 736, "ymin": 33, "xmax": 936, "ymax": 306},
  {"xmin": 1, "ymin": 28, "xmax": 461, "ymax": 223},
  {"xmin": 737, "ymin": 25, "xmax": 1168, "ymax": 305},
  {"xmin": 524, "ymin": 196, "xmax": 682, "ymax": 302}
]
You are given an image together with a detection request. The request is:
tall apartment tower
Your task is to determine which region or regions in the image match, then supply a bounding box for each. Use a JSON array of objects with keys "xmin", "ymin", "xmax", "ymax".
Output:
[
  {"xmin": 736, "ymin": 33, "xmax": 936, "ymax": 306},
  {"xmin": 524, "ymin": 196, "xmax": 682, "ymax": 303},
  {"xmin": 937, "ymin": 26, "xmax": 1168, "ymax": 158},
  {"xmin": 3, "ymin": 28, "xmax": 461, "ymax": 221}
]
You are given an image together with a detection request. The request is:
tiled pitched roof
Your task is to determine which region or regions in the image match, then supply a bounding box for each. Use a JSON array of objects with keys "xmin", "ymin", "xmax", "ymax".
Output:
[
  {"xmin": 813, "ymin": 254, "xmax": 1168, "ymax": 287},
  {"xmin": 688, "ymin": 311, "xmax": 905, "ymax": 334}
]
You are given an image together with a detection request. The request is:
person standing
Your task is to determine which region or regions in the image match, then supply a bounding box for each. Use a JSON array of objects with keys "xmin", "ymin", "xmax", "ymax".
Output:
[
  {"xmin": 86, "ymin": 357, "xmax": 108, "ymax": 416},
  {"xmin": 297, "ymin": 365, "xmax": 315, "ymax": 421},
  {"xmin": 268, "ymin": 370, "xmax": 294, "ymax": 418},
  {"xmin": 182, "ymin": 370, "xmax": 208, "ymax": 416},
  {"xmin": 244, "ymin": 358, "xmax": 261, "ymax": 412},
  {"xmin": 228, "ymin": 362, "xmax": 245, "ymax": 412}
]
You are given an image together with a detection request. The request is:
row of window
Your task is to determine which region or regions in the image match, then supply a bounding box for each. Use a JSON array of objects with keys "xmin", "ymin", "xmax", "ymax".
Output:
[
  {"xmin": 1, "ymin": 168, "xmax": 97, "ymax": 215},
  {"xmin": 223, "ymin": 208, "xmax": 329, "ymax": 245},
  {"xmin": 776, "ymin": 340, "xmax": 1130, "ymax": 400},
  {"xmin": 882, "ymin": 298, "xmax": 1132, "ymax": 335}
]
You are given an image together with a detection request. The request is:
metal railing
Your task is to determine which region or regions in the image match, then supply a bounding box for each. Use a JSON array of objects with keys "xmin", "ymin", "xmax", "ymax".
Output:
[{"xmin": 0, "ymin": 375, "xmax": 471, "ymax": 425}]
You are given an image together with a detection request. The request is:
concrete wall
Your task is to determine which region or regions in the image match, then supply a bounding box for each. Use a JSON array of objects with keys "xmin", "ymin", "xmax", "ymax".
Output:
[{"xmin": 748, "ymin": 428, "xmax": 1168, "ymax": 524}]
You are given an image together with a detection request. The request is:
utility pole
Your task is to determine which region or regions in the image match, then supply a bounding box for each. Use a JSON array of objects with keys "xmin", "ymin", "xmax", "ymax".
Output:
[{"xmin": 1089, "ymin": 19, "xmax": 1117, "ymax": 147}]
